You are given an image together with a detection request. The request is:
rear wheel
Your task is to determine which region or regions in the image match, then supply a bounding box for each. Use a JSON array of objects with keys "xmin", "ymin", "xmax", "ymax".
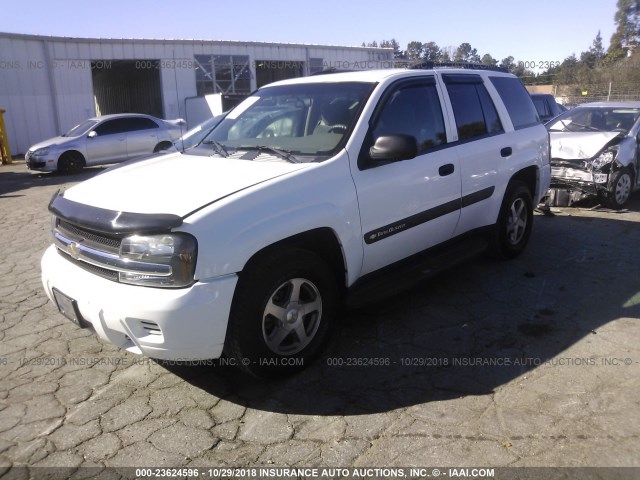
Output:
[
  {"xmin": 491, "ymin": 181, "xmax": 534, "ymax": 259},
  {"xmin": 224, "ymin": 247, "xmax": 338, "ymax": 378},
  {"xmin": 57, "ymin": 151, "xmax": 85, "ymax": 174},
  {"xmin": 153, "ymin": 141, "xmax": 173, "ymax": 153},
  {"xmin": 604, "ymin": 168, "xmax": 633, "ymax": 210}
]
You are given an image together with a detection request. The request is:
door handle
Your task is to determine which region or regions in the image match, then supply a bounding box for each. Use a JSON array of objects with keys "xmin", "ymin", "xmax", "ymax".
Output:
[
  {"xmin": 501, "ymin": 147, "xmax": 512, "ymax": 157},
  {"xmin": 439, "ymin": 164, "xmax": 455, "ymax": 176}
]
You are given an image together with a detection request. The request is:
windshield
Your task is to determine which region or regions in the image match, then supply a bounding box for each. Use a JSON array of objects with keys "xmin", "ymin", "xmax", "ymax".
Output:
[
  {"xmin": 177, "ymin": 114, "xmax": 226, "ymax": 150},
  {"xmin": 548, "ymin": 107, "xmax": 640, "ymax": 134},
  {"xmin": 201, "ymin": 82, "xmax": 375, "ymax": 159},
  {"xmin": 63, "ymin": 120, "xmax": 99, "ymax": 137}
]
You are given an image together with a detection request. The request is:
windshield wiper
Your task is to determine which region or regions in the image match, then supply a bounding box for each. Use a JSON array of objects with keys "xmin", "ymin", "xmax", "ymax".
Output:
[
  {"xmin": 237, "ymin": 145, "xmax": 300, "ymax": 163},
  {"xmin": 202, "ymin": 140, "xmax": 229, "ymax": 157}
]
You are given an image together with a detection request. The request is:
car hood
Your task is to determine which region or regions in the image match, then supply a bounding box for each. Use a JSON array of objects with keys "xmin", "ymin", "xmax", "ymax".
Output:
[
  {"xmin": 550, "ymin": 131, "xmax": 621, "ymax": 160},
  {"xmin": 62, "ymin": 152, "xmax": 308, "ymax": 217},
  {"xmin": 28, "ymin": 136, "xmax": 76, "ymax": 151}
]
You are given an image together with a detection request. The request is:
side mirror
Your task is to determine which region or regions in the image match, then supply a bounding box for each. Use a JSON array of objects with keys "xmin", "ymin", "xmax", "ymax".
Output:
[
  {"xmin": 87, "ymin": 131, "xmax": 97, "ymax": 139},
  {"xmin": 369, "ymin": 135, "xmax": 418, "ymax": 162}
]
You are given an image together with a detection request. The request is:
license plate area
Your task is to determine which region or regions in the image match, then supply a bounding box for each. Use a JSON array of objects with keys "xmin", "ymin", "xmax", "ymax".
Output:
[
  {"xmin": 52, "ymin": 288, "xmax": 87, "ymax": 328},
  {"xmin": 593, "ymin": 173, "xmax": 608, "ymax": 184}
]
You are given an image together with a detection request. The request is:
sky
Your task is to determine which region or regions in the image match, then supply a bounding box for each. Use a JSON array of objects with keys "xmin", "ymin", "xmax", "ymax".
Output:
[{"xmin": 3, "ymin": 0, "xmax": 618, "ymax": 68}]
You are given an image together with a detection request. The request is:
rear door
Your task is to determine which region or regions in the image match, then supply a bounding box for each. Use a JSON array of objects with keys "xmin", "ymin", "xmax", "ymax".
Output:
[
  {"xmin": 125, "ymin": 117, "xmax": 160, "ymax": 157},
  {"xmin": 438, "ymin": 73, "xmax": 508, "ymax": 236},
  {"xmin": 350, "ymin": 76, "xmax": 462, "ymax": 275}
]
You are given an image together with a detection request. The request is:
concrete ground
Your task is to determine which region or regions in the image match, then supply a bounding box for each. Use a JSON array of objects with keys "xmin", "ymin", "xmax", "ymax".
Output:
[{"xmin": 0, "ymin": 160, "xmax": 639, "ymax": 474}]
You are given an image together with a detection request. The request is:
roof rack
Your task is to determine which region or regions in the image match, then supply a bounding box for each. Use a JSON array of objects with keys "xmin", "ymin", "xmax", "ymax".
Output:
[{"xmin": 410, "ymin": 61, "xmax": 508, "ymax": 73}]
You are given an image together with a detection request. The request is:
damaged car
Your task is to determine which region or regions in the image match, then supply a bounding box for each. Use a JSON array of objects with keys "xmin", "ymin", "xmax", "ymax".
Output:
[{"xmin": 548, "ymin": 102, "xmax": 640, "ymax": 209}]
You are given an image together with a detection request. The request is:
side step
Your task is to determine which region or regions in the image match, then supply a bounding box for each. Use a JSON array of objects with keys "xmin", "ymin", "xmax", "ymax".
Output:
[{"xmin": 346, "ymin": 234, "xmax": 489, "ymax": 308}]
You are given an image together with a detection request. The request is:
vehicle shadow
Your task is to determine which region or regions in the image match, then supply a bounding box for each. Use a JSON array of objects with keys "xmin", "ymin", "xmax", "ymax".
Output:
[
  {"xmin": 0, "ymin": 163, "xmax": 107, "ymax": 197},
  {"xmin": 162, "ymin": 208, "xmax": 640, "ymax": 415}
]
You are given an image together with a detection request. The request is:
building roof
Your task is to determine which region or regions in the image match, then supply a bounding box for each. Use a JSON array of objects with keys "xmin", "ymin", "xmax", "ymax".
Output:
[{"xmin": 0, "ymin": 31, "xmax": 392, "ymax": 52}]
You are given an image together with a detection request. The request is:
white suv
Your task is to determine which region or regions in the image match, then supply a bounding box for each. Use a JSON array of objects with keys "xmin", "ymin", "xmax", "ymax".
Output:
[{"xmin": 41, "ymin": 68, "xmax": 550, "ymax": 377}]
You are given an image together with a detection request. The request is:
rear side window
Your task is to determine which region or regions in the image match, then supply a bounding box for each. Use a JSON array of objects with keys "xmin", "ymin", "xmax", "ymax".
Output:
[
  {"xmin": 490, "ymin": 76, "xmax": 540, "ymax": 129},
  {"xmin": 125, "ymin": 117, "xmax": 159, "ymax": 131},
  {"xmin": 444, "ymin": 77, "xmax": 503, "ymax": 141}
]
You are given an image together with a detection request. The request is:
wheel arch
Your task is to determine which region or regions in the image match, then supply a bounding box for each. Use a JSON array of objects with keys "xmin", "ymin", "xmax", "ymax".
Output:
[
  {"xmin": 58, "ymin": 149, "xmax": 86, "ymax": 165},
  {"xmin": 240, "ymin": 227, "xmax": 348, "ymax": 294},
  {"xmin": 509, "ymin": 165, "xmax": 538, "ymax": 200}
]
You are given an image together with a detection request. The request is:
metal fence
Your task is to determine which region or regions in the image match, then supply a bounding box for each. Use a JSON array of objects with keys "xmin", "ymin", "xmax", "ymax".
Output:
[{"xmin": 552, "ymin": 82, "xmax": 640, "ymax": 105}]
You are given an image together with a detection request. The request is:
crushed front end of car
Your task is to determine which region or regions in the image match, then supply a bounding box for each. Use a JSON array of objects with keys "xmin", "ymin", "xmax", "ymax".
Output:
[{"xmin": 549, "ymin": 133, "xmax": 634, "ymax": 207}]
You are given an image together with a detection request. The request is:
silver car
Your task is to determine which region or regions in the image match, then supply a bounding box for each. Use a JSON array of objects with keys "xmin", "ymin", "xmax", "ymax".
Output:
[
  {"xmin": 25, "ymin": 113, "xmax": 185, "ymax": 173},
  {"xmin": 548, "ymin": 102, "xmax": 640, "ymax": 209}
]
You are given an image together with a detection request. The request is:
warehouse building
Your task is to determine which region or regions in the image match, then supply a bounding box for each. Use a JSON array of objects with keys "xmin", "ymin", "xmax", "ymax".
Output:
[{"xmin": 0, "ymin": 32, "xmax": 393, "ymax": 155}]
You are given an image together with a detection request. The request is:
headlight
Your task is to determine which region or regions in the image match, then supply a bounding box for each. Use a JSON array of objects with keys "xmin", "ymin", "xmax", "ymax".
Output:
[
  {"xmin": 32, "ymin": 147, "xmax": 50, "ymax": 157},
  {"xmin": 591, "ymin": 146, "xmax": 618, "ymax": 170},
  {"xmin": 119, "ymin": 233, "xmax": 197, "ymax": 287}
]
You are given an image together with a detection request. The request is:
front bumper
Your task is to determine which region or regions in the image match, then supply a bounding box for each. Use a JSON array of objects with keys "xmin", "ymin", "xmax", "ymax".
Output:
[
  {"xmin": 26, "ymin": 152, "xmax": 57, "ymax": 171},
  {"xmin": 550, "ymin": 164, "xmax": 608, "ymax": 196},
  {"xmin": 41, "ymin": 245, "xmax": 238, "ymax": 360}
]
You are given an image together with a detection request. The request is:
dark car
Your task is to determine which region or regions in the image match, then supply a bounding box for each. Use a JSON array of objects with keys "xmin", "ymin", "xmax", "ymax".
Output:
[{"xmin": 530, "ymin": 93, "xmax": 567, "ymax": 123}]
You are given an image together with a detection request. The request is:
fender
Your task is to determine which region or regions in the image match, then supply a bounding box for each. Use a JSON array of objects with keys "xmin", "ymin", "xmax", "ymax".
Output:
[{"xmin": 181, "ymin": 152, "xmax": 364, "ymax": 286}]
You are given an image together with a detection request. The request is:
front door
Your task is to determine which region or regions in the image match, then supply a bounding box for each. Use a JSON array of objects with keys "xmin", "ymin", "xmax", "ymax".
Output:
[
  {"xmin": 85, "ymin": 118, "xmax": 128, "ymax": 165},
  {"xmin": 350, "ymin": 77, "xmax": 461, "ymax": 276}
]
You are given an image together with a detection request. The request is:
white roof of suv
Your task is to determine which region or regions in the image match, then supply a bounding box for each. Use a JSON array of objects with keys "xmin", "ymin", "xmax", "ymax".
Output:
[{"xmin": 266, "ymin": 68, "xmax": 514, "ymax": 87}]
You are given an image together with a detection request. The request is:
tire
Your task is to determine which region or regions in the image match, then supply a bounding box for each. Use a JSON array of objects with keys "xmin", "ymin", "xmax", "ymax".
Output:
[
  {"xmin": 224, "ymin": 247, "xmax": 339, "ymax": 378},
  {"xmin": 153, "ymin": 142, "xmax": 173, "ymax": 153},
  {"xmin": 57, "ymin": 151, "xmax": 85, "ymax": 174},
  {"xmin": 604, "ymin": 168, "xmax": 633, "ymax": 210},
  {"xmin": 491, "ymin": 181, "xmax": 534, "ymax": 259}
]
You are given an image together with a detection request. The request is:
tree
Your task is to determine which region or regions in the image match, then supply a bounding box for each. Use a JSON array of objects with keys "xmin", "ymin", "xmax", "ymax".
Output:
[
  {"xmin": 481, "ymin": 53, "xmax": 498, "ymax": 66},
  {"xmin": 608, "ymin": 0, "xmax": 640, "ymax": 60},
  {"xmin": 454, "ymin": 43, "xmax": 481, "ymax": 63},
  {"xmin": 363, "ymin": 39, "xmax": 404, "ymax": 58},
  {"xmin": 406, "ymin": 41, "xmax": 424, "ymax": 60},
  {"xmin": 499, "ymin": 56, "xmax": 516, "ymax": 71},
  {"xmin": 422, "ymin": 42, "xmax": 441, "ymax": 61},
  {"xmin": 380, "ymin": 39, "xmax": 403, "ymax": 58}
]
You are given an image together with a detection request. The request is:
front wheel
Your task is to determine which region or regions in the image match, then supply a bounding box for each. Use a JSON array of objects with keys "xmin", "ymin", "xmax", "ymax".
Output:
[
  {"xmin": 491, "ymin": 181, "xmax": 534, "ymax": 259},
  {"xmin": 604, "ymin": 168, "xmax": 633, "ymax": 210},
  {"xmin": 224, "ymin": 247, "xmax": 339, "ymax": 378},
  {"xmin": 57, "ymin": 151, "xmax": 85, "ymax": 174}
]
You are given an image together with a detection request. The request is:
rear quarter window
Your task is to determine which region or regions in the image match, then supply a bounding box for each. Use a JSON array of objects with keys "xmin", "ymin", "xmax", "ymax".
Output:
[{"xmin": 490, "ymin": 77, "xmax": 540, "ymax": 129}]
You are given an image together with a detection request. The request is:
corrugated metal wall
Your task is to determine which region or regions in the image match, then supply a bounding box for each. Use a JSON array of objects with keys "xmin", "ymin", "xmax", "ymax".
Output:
[{"xmin": 0, "ymin": 33, "xmax": 392, "ymax": 155}]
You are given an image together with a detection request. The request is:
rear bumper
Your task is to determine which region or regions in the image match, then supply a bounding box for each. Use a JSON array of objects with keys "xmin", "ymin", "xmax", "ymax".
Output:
[{"xmin": 41, "ymin": 245, "xmax": 237, "ymax": 360}]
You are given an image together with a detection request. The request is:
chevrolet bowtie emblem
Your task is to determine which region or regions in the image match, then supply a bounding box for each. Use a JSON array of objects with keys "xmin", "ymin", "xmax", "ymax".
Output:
[{"xmin": 67, "ymin": 242, "xmax": 81, "ymax": 260}]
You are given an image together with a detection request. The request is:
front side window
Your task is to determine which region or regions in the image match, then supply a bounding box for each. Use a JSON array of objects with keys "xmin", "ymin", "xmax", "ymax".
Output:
[
  {"xmin": 372, "ymin": 81, "xmax": 446, "ymax": 152},
  {"xmin": 94, "ymin": 119, "xmax": 130, "ymax": 136},
  {"xmin": 201, "ymin": 82, "xmax": 374, "ymax": 159},
  {"xmin": 63, "ymin": 120, "xmax": 99, "ymax": 137}
]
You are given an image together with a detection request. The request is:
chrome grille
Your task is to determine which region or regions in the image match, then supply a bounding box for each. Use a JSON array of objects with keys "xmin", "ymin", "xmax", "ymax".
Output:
[
  {"xmin": 57, "ymin": 250, "xmax": 119, "ymax": 282},
  {"xmin": 57, "ymin": 220, "xmax": 121, "ymax": 253}
]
